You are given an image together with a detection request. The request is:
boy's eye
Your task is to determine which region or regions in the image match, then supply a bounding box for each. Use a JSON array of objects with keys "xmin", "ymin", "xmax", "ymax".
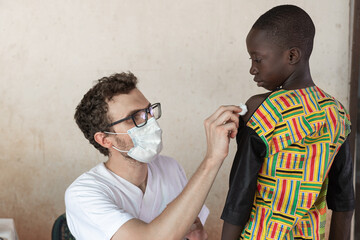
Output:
[{"xmin": 249, "ymin": 57, "xmax": 262, "ymax": 63}]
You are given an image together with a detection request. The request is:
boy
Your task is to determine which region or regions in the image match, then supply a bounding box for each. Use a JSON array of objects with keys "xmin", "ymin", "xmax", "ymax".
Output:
[{"xmin": 221, "ymin": 5, "xmax": 354, "ymax": 240}]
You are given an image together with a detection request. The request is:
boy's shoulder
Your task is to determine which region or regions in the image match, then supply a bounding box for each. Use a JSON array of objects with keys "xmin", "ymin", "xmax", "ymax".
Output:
[{"xmin": 243, "ymin": 92, "xmax": 272, "ymax": 123}]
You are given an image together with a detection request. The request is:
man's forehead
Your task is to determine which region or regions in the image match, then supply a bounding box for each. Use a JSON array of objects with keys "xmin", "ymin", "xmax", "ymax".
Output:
[{"xmin": 107, "ymin": 89, "xmax": 150, "ymax": 119}]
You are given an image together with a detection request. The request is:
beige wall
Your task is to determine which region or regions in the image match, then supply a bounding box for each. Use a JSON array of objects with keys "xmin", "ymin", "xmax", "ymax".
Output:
[{"xmin": 0, "ymin": 1, "xmax": 351, "ymax": 239}]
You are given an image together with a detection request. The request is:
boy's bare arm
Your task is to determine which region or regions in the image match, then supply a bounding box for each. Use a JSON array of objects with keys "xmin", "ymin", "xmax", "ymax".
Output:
[
  {"xmin": 329, "ymin": 211, "xmax": 353, "ymax": 240},
  {"xmin": 242, "ymin": 92, "xmax": 271, "ymax": 123},
  {"xmin": 221, "ymin": 222, "xmax": 244, "ymax": 240}
]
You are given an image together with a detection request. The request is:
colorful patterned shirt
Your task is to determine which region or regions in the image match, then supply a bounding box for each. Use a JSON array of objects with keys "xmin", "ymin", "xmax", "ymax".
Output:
[{"xmin": 221, "ymin": 86, "xmax": 354, "ymax": 239}]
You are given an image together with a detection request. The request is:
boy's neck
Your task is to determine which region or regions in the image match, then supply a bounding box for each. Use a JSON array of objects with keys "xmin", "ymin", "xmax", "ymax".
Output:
[{"xmin": 281, "ymin": 62, "xmax": 315, "ymax": 90}]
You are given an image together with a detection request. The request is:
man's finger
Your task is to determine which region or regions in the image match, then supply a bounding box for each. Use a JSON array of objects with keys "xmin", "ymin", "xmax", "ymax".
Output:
[
  {"xmin": 207, "ymin": 105, "xmax": 242, "ymax": 123},
  {"xmin": 215, "ymin": 111, "xmax": 240, "ymax": 129},
  {"xmin": 222, "ymin": 122, "xmax": 238, "ymax": 138}
]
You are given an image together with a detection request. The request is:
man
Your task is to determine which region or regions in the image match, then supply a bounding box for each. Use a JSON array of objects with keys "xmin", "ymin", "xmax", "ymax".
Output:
[{"xmin": 65, "ymin": 72, "xmax": 242, "ymax": 240}]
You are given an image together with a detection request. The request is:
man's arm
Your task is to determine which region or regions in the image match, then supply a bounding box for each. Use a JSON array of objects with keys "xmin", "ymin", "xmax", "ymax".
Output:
[
  {"xmin": 184, "ymin": 217, "xmax": 208, "ymax": 240},
  {"xmin": 112, "ymin": 105, "xmax": 242, "ymax": 240}
]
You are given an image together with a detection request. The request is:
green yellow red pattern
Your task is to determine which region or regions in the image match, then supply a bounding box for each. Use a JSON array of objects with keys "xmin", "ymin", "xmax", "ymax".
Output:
[{"xmin": 240, "ymin": 86, "xmax": 351, "ymax": 240}]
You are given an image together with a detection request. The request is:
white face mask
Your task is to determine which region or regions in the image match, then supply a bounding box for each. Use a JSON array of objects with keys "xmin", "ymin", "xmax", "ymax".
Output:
[{"xmin": 105, "ymin": 117, "xmax": 163, "ymax": 163}]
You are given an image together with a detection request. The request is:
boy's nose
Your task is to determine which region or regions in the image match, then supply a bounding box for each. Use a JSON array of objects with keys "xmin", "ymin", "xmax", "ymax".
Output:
[{"xmin": 249, "ymin": 66, "xmax": 258, "ymax": 75}]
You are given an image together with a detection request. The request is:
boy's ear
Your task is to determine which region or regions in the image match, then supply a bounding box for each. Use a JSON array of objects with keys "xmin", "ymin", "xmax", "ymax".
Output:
[
  {"xmin": 94, "ymin": 132, "xmax": 113, "ymax": 149},
  {"xmin": 288, "ymin": 47, "xmax": 301, "ymax": 64}
]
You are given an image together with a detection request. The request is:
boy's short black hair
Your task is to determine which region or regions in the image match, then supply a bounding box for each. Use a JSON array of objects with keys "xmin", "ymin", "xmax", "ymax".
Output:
[{"xmin": 252, "ymin": 5, "xmax": 315, "ymax": 60}]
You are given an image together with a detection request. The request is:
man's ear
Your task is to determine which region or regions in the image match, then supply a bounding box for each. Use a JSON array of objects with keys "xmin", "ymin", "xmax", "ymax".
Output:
[
  {"xmin": 94, "ymin": 132, "xmax": 113, "ymax": 149},
  {"xmin": 288, "ymin": 47, "xmax": 301, "ymax": 64}
]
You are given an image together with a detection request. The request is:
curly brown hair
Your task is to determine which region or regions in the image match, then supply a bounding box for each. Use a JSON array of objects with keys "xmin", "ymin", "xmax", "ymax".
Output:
[{"xmin": 74, "ymin": 72, "xmax": 138, "ymax": 156}]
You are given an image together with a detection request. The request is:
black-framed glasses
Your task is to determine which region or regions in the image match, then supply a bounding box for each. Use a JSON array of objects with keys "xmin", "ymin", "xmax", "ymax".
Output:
[{"xmin": 107, "ymin": 103, "xmax": 161, "ymax": 128}]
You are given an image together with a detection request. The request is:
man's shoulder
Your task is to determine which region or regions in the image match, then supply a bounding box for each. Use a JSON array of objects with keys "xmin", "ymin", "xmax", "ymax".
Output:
[{"xmin": 65, "ymin": 163, "xmax": 111, "ymax": 198}]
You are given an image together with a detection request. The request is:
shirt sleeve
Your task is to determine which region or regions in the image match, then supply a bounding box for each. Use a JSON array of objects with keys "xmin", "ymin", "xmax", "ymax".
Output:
[
  {"xmin": 65, "ymin": 181, "xmax": 134, "ymax": 239},
  {"xmin": 221, "ymin": 118, "xmax": 266, "ymax": 226},
  {"xmin": 327, "ymin": 138, "xmax": 355, "ymax": 211}
]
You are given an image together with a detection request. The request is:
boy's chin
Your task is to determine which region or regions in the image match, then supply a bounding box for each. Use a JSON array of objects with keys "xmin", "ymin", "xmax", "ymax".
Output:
[
  {"xmin": 264, "ymin": 85, "xmax": 282, "ymax": 91},
  {"xmin": 255, "ymin": 81, "xmax": 281, "ymax": 91},
  {"xmin": 260, "ymin": 85, "xmax": 276, "ymax": 91},
  {"xmin": 256, "ymin": 81, "xmax": 266, "ymax": 88}
]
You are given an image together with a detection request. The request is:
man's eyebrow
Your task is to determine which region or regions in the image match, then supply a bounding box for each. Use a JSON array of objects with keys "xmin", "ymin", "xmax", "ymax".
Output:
[{"xmin": 125, "ymin": 103, "xmax": 151, "ymax": 117}]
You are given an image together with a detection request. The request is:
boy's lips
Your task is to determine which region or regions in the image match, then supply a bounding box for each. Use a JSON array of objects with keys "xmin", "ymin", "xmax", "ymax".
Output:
[{"xmin": 254, "ymin": 78, "xmax": 263, "ymax": 86}]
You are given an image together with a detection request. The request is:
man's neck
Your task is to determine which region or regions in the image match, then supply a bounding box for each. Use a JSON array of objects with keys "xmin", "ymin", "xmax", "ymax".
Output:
[{"xmin": 105, "ymin": 154, "xmax": 148, "ymax": 193}]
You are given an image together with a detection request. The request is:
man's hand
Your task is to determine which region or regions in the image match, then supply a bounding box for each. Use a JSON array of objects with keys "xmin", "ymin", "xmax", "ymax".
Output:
[
  {"xmin": 204, "ymin": 105, "xmax": 241, "ymax": 164},
  {"xmin": 184, "ymin": 217, "xmax": 208, "ymax": 240}
]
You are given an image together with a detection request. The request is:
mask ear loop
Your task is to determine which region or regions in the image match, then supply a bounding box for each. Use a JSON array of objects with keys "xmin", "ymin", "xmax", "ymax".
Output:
[
  {"xmin": 112, "ymin": 145, "xmax": 129, "ymax": 153},
  {"xmin": 103, "ymin": 131, "xmax": 128, "ymax": 135},
  {"xmin": 103, "ymin": 131, "xmax": 130, "ymax": 153}
]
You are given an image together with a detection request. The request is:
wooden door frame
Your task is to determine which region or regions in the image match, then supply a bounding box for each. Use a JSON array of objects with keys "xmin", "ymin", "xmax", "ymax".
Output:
[{"xmin": 348, "ymin": 0, "xmax": 360, "ymax": 238}]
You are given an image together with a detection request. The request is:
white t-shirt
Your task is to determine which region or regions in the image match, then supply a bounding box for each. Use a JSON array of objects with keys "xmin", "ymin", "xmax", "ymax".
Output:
[{"xmin": 65, "ymin": 155, "xmax": 209, "ymax": 240}]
